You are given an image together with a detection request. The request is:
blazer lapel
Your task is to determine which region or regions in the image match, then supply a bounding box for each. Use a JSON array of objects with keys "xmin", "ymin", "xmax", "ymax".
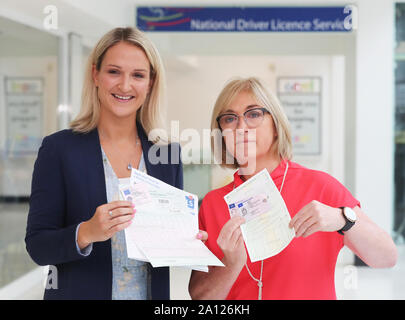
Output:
[
  {"xmin": 137, "ymin": 123, "xmax": 164, "ymax": 181},
  {"xmin": 83, "ymin": 128, "xmax": 108, "ymax": 216}
]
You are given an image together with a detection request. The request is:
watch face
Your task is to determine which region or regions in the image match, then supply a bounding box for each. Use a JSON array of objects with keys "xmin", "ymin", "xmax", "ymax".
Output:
[{"xmin": 344, "ymin": 207, "xmax": 357, "ymax": 222}]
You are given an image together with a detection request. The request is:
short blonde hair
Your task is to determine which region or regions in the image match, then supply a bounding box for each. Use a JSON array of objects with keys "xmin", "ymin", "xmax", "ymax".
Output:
[
  {"xmin": 211, "ymin": 77, "xmax": 292, "ymax": 169},
  {"xmin": 70, "ymin": 27, "xmax": 166, "ymax": 141}
]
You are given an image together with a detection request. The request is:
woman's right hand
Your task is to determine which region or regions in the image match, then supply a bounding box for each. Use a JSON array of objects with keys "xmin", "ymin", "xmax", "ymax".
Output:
[
  {"xmin": 217, "ymin": 216, "xmax": 247, "ymax": 271},
  {"xmin": 77, "ymin": 201, "xmax": 135, "ymax": 249}
]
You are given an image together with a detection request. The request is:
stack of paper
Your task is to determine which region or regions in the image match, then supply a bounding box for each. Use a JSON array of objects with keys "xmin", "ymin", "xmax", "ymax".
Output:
[
  {"xmin": 224, "ymin": 169, "xmax": 295, "ymax": 262},
  {"xmin": 119, "ymin": 169, "xmax": 224, "ymax": 272}
]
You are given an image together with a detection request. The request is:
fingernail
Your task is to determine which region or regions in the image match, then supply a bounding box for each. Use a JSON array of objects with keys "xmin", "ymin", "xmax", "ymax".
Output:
[
  {"xmin": 131, "ymin": 203, "xmax": 135, "ymax": 207},
  {"xmin": 197, "ymin": 233, "xmax": 202, "ymax": 240},
  {"xmin": 133, "ymin": 208, "xmax": 136, "ymax": 213}
]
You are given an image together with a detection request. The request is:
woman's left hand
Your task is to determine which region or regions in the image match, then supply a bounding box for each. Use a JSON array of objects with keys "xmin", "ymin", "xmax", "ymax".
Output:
[{"xmin": 289, "ymin": 200, "xmax": 346, "ymax": 238}]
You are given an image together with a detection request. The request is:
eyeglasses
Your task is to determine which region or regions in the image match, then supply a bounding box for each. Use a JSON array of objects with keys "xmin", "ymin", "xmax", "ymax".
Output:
[{"xmin": 216, "ymin": 107, "xmax": 270, "ymax": 130}]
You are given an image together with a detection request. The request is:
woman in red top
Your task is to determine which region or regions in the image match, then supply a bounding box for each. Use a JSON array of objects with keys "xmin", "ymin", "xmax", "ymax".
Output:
[{"xmin": 189, "ymin": 77, "xmax": 397, "ymax": 300}]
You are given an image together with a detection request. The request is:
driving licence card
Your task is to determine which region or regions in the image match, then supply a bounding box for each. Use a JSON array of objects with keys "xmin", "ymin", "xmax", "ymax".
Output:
[{"xmin": 228, "ymin": 193, "xmax": 271, "ymax": 222}]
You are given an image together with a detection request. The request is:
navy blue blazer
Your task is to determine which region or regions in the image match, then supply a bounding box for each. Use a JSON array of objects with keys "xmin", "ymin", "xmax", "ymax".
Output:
[{"xmin": 25, "ymin": 124, "xmax": 183, "ymax": 300}]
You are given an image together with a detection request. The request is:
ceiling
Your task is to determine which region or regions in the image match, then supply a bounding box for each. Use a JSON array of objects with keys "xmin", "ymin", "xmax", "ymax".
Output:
[{"xmin": 0, "ymin": 16, "xmax": 59, "ymax": 57}]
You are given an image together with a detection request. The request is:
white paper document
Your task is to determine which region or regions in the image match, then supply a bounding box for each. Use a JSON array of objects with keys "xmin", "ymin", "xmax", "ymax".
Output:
[
  {"xmin": 119, "ymin": 169, "xmax": 224, "ymax": 270},
  {"xmin": 224, "ymin": 169, "xmax": 295, "ymax": 262}
]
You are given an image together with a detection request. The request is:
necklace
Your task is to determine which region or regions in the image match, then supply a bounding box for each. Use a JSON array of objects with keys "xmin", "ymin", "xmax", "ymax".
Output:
[
  {"xmin": 98, "ymin": 130, "xmax": 141, "ymax": 171},
  {"xmin": 233, "ymin": 161, "xmax": 289, "ymax": 300}
]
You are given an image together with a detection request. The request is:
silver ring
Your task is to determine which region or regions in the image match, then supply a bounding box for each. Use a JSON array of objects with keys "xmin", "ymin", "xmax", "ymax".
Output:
[{"xmin": 108, "ymin": 211, "xmax": 113, "ymax": 217}]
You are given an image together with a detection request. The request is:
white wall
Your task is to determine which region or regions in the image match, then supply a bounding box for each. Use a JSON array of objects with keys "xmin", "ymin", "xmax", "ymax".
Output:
[
  {"xmin": 355, "ymin": 0, "xmax": 395, "ymax": 233},
  {"xmin": 0, "ymin": 0, "xmax": 114, "ymax": 47},
  {"xmin": 65, "ymin": 0, "xmax": 135, "ymax": 29}
]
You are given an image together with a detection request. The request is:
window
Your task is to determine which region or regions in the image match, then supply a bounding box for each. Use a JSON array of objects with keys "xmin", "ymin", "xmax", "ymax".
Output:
[{"xmin": 394, "ymin": 3, "xmax": 405, "ymax": 244}]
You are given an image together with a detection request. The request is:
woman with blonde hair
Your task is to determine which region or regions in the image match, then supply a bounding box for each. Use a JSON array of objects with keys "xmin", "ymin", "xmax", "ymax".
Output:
[
  {"xmin": 26, "ymin": 27, "xmax": 181, "ymax": 300},
  {"xmin": 189, "ymin": 77, "xmax": 397, "ymax": 300}
]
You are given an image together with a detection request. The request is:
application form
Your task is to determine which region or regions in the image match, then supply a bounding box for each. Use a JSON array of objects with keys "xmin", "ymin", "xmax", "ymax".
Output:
[
  {"xmin": 119, "ymin": 169, "xmax": 223, "ymax": 270},
  {"xmin": 224, "ymin": 169, "xmax": 295, "ymax": 262}
]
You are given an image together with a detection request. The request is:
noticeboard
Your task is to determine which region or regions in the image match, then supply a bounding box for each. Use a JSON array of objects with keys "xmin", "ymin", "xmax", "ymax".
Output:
[
  {"xmin": 277, "ymin": 77, "xmax": 322, "ymax": 155},
  {"xmin": 5, "ymin": 77, "xmax": 43, "ymax": 157}
]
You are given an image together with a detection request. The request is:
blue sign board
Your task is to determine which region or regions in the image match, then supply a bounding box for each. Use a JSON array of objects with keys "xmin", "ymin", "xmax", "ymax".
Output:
[{"xmin": 136, "ymin": 7, "xmax": 354, "ymax": 32}]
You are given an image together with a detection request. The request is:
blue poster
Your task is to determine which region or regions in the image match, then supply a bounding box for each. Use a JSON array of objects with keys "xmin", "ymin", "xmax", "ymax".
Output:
[{"xmin": 136, "ymin": 7, "xmax": 354, "ymax": 32}]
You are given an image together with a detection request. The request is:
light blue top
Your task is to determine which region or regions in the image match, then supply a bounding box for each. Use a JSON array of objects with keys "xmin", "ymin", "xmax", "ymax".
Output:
[{"xmin": 75, "ymin": 149, "xmax": 151, "ymax": 300}]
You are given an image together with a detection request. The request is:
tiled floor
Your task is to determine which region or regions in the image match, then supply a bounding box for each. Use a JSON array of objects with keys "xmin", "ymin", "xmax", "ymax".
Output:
[
  {"xmin": 1, "ymin": 202, "xmax": 405, "ymax": 300},
  {"xmin": 13, "ymin": 246, "xmax": 405, "ymax": 300},
  {"xmin": 170, "ymin": 248, "xmax": 405, "ymax": 300},
  {"xmin": 335, "ymin": 245, "xmax": 405, "ymax": 300}
]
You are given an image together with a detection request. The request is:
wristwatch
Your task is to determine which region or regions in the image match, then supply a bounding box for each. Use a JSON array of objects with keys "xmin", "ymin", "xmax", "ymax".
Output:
[{"xmin": 337, "ymin": 207, "xmax": 357, "ymax": 235}]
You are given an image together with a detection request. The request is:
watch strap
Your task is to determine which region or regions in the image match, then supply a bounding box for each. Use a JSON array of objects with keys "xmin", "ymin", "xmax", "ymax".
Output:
[{"xmin": 337, "ymin": 207, "xmax": 355, "ymax": 235}]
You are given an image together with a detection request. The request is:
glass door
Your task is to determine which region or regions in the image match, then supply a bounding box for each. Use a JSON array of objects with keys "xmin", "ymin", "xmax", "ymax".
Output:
[{"xmin": 0, "ymin": 15, "xmax": 59, "ymax": 295}]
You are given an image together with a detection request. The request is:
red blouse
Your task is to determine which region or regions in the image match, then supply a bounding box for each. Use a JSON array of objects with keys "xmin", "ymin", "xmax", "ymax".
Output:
[{"xmin": 199, "ymin": 160, "xmax": 360, "ymax": 300}]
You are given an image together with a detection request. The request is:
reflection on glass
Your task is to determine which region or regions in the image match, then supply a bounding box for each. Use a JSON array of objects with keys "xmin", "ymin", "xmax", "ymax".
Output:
[{"xmin": 0, "ymin": 16, "xmax": 59, "ymax": 289}]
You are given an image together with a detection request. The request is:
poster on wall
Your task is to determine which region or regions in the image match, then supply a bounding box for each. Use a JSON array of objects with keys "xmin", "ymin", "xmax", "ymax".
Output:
[
  {"xmin": 277, "ymin": 77, "xmax": 322, "ymax": 155},
  {"xmin": 5, "ymin": 77, "xmax": 43, "ymax": 157}
]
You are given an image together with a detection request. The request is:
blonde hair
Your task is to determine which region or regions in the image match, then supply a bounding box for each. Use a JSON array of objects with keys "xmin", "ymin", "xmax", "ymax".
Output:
[
  {"xmin": 70, "ymin": 27, "xmax": 166, "ymax": 141},
  {"xmin": 211, "ymin": 77, "xmax": 292, "ymax": 169}
]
